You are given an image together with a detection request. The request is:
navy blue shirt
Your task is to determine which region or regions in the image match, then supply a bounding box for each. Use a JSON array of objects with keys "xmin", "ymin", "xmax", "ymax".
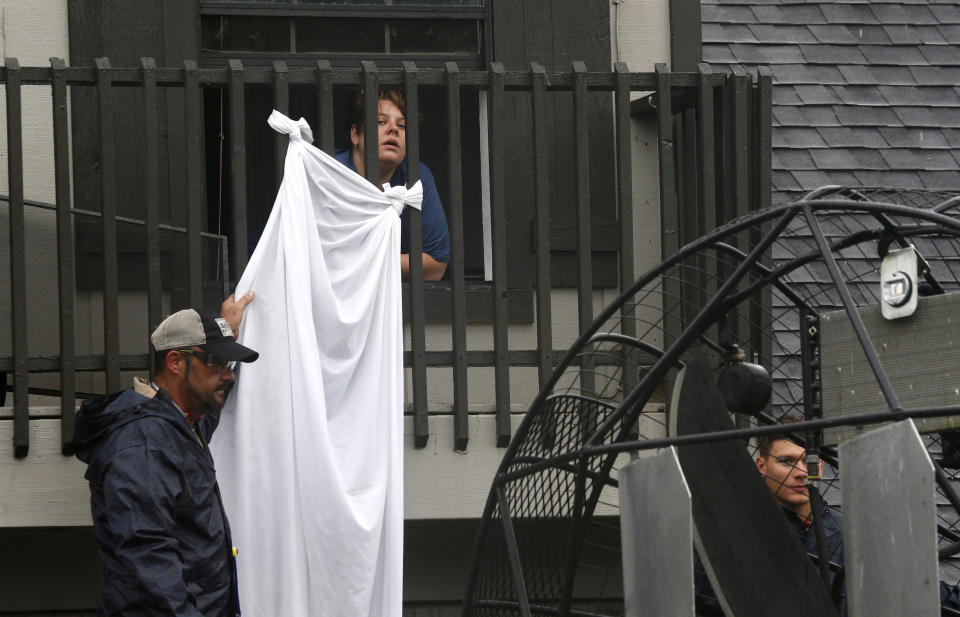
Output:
[{"xmin": 334, "ymin": 150, "xmax": 451, "ymax": 263}]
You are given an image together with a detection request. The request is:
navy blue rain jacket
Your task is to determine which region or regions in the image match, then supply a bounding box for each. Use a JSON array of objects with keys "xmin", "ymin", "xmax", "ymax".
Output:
[
  {"xmin": 695, "ymin": 504, "xmax": 960, "ymax": 616},
  {"xmin": 74, "ymin": 383, "xmax": 239, "ymax": 617}
]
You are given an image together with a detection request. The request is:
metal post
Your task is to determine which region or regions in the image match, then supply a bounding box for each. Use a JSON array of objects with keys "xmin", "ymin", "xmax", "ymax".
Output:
[
  {"xmin": 619, "ymin": 447, "xmax": 694, "ymax": 616},
  {"xmin": 657, "ymin": 64, "xmax": 682, "ymax": 353},
  {"xmin": 403, "ymin": 61, "xmax": 429, "ymax": 449},
  {"xmin": 840, "ymin": 420, "xmax": 939, "ymax": 617},
  {"xmin": 572, "ymin": 62, "xmax": 595, "ymax": 405},
  {"xmin": 752, "ymin": 68, "xmax": 773, "ymax": 368},
  {"xmin": 315, "ymin": 60, "xmax": 335, "ymax": 155},
  {"xmin": 800, "ymin": 308, "xmax": 831, "ymax": 585},
  {"xmin": 730, "ymin": 66, "xmax": 751, "ymax": 348},
  {"xmin": 51, "ymin": 57, "xmax": 77, "ymax": 454},
  {"xmin": 184, "ymin": 60, "xmax": 204, "ymax": 309},
  {"xmin": 5, "ymin": 57, "xmax": 29, "ymax": 457},
  {"xmin": 142, "ymin": 58, "xmax": 163, "ymax": 335},
  {"xmin": 696, "ymin": 64, "xmax": 718, "ymax": 343},
  {"xmin": 446, "ymin": 61, "xmax": 469, "ymax": 452},
  {"xmin": 96, "ymin": 57, "xmax": 121, "ymax": 392},
  {"xmin": 272, "ymin": 60, "xmax": 289, "ymax": 188},
  {"xmin": 488, "ymin": 63, "xmax": 511, "ymax": 447},
  {"xmin": 531, "ymin": 62, "xmax": 554, "ymax": 392},
  {"xmin": 614, "ymin": 63, "xmax": 636, "ymax": 400},
  {"xmin": 361, "ymin": 61, "xmax": 379, "ymax": 186},
  {"xmin": 228, "ymin": 59, "xmax": 249, "ymax": 279}
]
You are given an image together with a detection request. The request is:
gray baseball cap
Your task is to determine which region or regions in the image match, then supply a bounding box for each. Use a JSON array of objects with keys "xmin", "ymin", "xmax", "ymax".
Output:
[{"xmin": 151, "ymin": 309, "xmax": 259, "ymax": 362}]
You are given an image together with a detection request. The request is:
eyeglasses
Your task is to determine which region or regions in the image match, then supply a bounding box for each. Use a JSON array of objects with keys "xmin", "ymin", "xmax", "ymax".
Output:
[{"xmin": 178, "ymin": 349, "xmax": 235, "ymax": 373}]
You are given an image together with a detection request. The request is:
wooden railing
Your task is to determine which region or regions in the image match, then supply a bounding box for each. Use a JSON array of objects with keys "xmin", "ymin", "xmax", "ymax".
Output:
[{"xmin": 0, "ymin": 59, "xmax": 771, "ymax": 457}]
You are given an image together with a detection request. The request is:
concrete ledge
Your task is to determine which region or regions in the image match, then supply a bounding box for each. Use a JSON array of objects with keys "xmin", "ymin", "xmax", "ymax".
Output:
[
  {"xmin": 0, "ymin": 415, "xmax": 525, "ymax": 526},
  {"xmin": 1, "ymin": 407, "xmax": 666, "ymax": 526},
  {"xmin": 0, "ymin": 419, "xmax": 91, "ymax": 526}
]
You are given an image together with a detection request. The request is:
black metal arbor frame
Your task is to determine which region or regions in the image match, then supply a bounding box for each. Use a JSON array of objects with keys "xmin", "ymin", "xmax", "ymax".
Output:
[{"xmin": 462, "ymin": 187, "xmax": 960, "ymax": 617}]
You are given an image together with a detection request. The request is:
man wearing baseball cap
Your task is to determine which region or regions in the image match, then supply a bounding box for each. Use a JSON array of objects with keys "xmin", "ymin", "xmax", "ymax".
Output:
[{"xmin": 74, "ymin": 293, "xmax": 256, "ymax": 617}]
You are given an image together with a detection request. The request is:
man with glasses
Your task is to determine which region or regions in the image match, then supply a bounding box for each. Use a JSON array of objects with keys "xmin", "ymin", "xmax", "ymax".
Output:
[
  {"xmin": 695, "ymin": 428, "xmax": 960, "ymax": 616},
  {"xmin": 694, "ymin": 431, "xmax": 843, "ymax": 616},
  {"xmin": 75, "ymin": 296, "xmax": 257, "ymax": 617}
]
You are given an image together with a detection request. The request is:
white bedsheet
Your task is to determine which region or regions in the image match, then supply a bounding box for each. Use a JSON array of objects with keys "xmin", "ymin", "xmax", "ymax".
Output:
[{"xmin": 210, "ymin": 110, "xmax": 418, "ymax": 617}]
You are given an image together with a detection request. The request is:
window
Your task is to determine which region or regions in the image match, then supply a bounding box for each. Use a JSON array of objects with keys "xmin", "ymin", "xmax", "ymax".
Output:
[
  {"xmin": 200, "ymin": 1, "xmax": 489, "ymax": 68},
  {"xmin": 199, "ymin": 0, "xmax": 493, "ymax": 285},
  {"xmin": 205, "ymin": 83, "xmax": 488, "ymax": 280}
]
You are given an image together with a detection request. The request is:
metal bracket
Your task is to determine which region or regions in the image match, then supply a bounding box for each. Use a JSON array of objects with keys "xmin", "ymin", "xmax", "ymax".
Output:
[
  {"xmin": 881, "ymin": 246, "xmax": 921, "ymax": 320},
  {"xmin": 800, "ymin": 309, "xmax": 822, "ymax": 423},
  {"xmin": 799, "ymin": 309, "xmax": 834, "ymax": 588}
]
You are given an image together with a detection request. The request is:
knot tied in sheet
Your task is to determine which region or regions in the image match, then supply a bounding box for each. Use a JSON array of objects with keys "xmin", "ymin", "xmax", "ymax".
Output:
[
  {"xmin": 267, "ymin": 110, "xmax": 314, "ymax": 144},
  {"xmin": 382, "ymin": 182, "xmax": 423, "ymax": 216}
]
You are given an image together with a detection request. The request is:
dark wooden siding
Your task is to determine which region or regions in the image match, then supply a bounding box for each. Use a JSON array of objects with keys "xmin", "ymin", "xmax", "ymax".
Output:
[
  {"xmin": 493, "ymin": 0, "xmax": 617, "ymax": 287},
  {"xmin": 68, "ymin": 0, "xmax": 201, "ymax": 300}
]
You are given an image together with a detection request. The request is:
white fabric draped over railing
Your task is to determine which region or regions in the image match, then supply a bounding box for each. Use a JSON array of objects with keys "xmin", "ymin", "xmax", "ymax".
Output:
[{"xmin": 211, "ymin": 110, "xmax": 419, "ymax": 617}]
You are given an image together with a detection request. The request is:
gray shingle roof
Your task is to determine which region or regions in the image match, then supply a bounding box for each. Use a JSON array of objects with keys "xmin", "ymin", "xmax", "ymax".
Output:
[
  {"xmin": 911, "ymin": 66, "xmax": 960, "ymax": 85},
  {"xmin": 810, "ymin": 148, "xmax": 887, "ymax": 170},
  {"xmin": 834, "ymin": 105, "xmax": 900, "ymax": 126},
  {"xmin": 879, "ymin": 148, "xmax": 959, "ymax": 169},
  {"xmin": 831, "ymin": 85, "xmax": 886, "ymax": 105},
  {"xmin": 752, "ymin": 25, "xmax": 818, "ymax": 43},
  {"xmin": 702, "ymin": 4, "xmax": 758, "ymax": 24},
  {"xmin": 943, "ymin": 128, "xmax": 960, "ymax": 147},
  {"xmin": 820, "ymin": 127, "xmax": 890, "ymax": 148},
  {"xmin": 793, "ymin": 85, "xmax": 841, "ymax": 104},
  {"xmin": 931, "ymin": 4, "xmax": 960, "ymax": 22},
  {"xmin": 839, "ymin": 64, "xmax": 916, "ymax": 85},
  {"xmin": 730, "ymin": 43, "xmax": 806, "ymax": 63},
  {"xmin": 773, "ymin": 87, "xmax": 804, "ymax": 105},
  {"xmin": 799, "ymin": 44, "xmax": 869, "ymax": 64},
  {"xmin": 872, "ymin": 4, "xmax": 937, "ymax": 24},
  {"xmin": 820, "ymin": 4, "xmax": 879, "ymax": 25},
  {"xmin": 878, "ymin": 85, "xmax": 960, "ymax": 106},
  {"xmin": 752, "ymin": 5, "xmax": 827, "ymax": 24},
  {"xmin": 703, "ymin": 4, "xmax": 960, "ymax": 412},
  {"xmin": 703, "ymin": 0, "xmax": 960, "ymax": 202},
  {"xmin": 884, "ymin": 24, "xmax": 946, "ymax": 44},
  {"xmin": 919, "ymin": 45, "xmax": 960, "ymax": 64},
  {"xmin": 879, "ymin": 127, "xmax": 949, "ymax": 148},
  {"xmin": 922, "ymin": 171, "xmax": 960, "ymax": 188},
  {"xmin": 894, "ymin": 106, "xmax": 960, "ymax": 127},
  {"xmin": 703, "ymin": 23, "xmax": 758, "ymax": 43}
]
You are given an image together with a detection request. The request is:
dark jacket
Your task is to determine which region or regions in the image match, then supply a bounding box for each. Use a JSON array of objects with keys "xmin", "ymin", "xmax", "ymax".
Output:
[
  {"xmin": 694, "ymin": 504, "xmax": 844, "ymax": 616},
  {"xmin": 695, "ymin": 504, "xmax": 960, "ymax": 616},
  {"xmin": 787, "ymin": 504, "xmax": 845, "ymax": 604},
  {"xmin": 74, "ymin": 380, "xmax": 239, "ymax": 617}
]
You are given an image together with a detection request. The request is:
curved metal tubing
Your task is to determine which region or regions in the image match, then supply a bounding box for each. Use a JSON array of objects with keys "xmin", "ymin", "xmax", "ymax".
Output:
[
  {"xmin": 498, "ymin": 403, "xmax": 960, "ymax": 485},
  {"xmin": 464, "ymin": 198, "xmax": 960, "ymax": 613},
  {"xmin": 587, "ymin": 208, "xmax": 798, "ymax": 448},
  {"xmin": 934, "ymin": 195, "xmax": 960, "ymax": 213},
  {"xmin": 499, "ymin": 201, "xmax": 960, "ymax": 478},
  {"xmin": 803, "ymin": 203, "xmax": 902, "ymax": 412},
  {"xmin": 585, "ymin": 332, "xmax": 685, "ymax": 369}
]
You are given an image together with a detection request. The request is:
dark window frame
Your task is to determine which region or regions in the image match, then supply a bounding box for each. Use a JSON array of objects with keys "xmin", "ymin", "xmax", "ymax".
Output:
[
  {"xmin": 197, "ymin": 1, "xmax": 532, "ymax": 323},
  {"xmin": 199, "ymin": 2, "xmax": 493, "ymax": 69}
]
